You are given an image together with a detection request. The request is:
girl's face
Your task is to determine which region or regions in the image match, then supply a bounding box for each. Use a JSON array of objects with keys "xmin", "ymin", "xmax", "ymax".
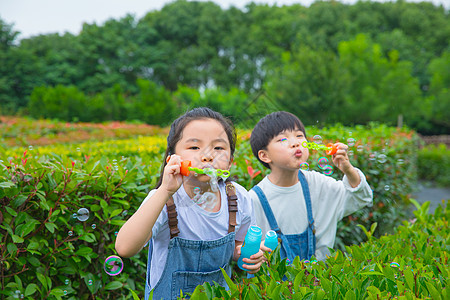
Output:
[{"xmin": 174, "ymin": 118, "xmax": 232, "ymax": 178}]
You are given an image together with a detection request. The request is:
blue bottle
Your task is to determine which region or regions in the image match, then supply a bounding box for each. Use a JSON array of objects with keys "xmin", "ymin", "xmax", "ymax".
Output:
[
  {"xmin": 264, "ymin": 230, "xmax": 278, "ymax": 251},
  {"xmin": 238, "ymin": 225, "xmax": 262, "ymax": 271}
]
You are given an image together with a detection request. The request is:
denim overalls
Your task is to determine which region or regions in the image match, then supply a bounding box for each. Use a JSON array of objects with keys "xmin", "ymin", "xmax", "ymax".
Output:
[
  {"xmin": 252, "ymin": 171, "xmax": 315, "ymax": 263},
  {"xmin": 144, "ymin": 181, "xmax": 238, "ymax": 300}
]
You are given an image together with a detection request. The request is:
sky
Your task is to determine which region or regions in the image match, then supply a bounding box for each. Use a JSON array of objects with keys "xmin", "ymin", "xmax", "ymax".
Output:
[{"xmin": 1, "ymin": 0, "xmax": 449, "ymax": 40}]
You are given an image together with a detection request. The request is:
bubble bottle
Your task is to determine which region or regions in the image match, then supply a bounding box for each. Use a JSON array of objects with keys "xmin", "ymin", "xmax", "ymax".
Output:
[
  {"xmin": 264, "ymin": 230, "xmax": 278, "ymax": 251},
  {"xmin": 238, "ymin": 225, "xmax": 262, "ymax": 271}
]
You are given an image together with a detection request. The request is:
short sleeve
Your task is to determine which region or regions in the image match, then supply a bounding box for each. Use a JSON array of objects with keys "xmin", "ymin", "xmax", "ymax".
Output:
[
  {"xmin": 234, "ymin": 183, "xmax": 254, "ymax": 241},
  {"xmin": 140, "ymin": 189, "xmax": 168, "ymax": 238}
]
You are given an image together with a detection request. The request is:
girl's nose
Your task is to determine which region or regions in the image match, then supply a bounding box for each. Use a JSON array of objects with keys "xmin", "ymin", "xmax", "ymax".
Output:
[{"xmin": 201, "ymin": 153, "xmax": 214, "ymax": 162}]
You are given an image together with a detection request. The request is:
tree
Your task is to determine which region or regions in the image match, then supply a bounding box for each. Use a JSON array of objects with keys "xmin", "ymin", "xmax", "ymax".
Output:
[{"xmin": 264, "ymin": 45, "xmax": 349, "ymax": 126}]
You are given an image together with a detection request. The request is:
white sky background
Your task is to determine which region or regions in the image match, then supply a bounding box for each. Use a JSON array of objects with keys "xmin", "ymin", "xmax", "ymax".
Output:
[{"xmin": 1, "ymin": 0, "xmax": 449, "ymax": 40}]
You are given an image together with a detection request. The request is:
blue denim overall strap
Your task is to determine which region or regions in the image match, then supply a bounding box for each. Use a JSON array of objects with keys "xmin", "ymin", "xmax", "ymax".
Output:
[
  {"xmin": 252, "ymin": 171, "xmax": 315, "ymax": 262},
  {"xmin": 145, "ymin": 233, "xmax": 236, "ymax": 300}
]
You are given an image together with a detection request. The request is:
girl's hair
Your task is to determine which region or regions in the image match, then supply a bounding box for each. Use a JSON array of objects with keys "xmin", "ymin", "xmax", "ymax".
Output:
[
  {"xmin": 250, "ymin": 111, "xmax": 306, "ymax": 169},
  {"xmin": 155, "ymin": 107, "xmax": 236, "ymax": 188}
]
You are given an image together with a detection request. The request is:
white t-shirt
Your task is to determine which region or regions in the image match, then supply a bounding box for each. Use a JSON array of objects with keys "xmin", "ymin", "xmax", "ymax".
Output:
[
  {"xmin": 141, "ymin": 180, "xmax": 254, "ymax": 288},
  {"xmin": 249, "ymin": 169, "xmax": 373, "ymax": 261}
]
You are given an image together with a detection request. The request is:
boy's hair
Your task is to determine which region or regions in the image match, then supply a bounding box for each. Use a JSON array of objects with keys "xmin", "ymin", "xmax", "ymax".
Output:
[
  {"xmin": 156, "ymin": 107, "xmax": 236, "ymax": 188},
  {"xmin": 250, "ymin": 111, "xmax": 306, "ymax": 169}
]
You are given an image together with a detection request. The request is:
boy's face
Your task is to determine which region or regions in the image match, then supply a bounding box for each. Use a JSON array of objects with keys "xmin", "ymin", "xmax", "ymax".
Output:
[{"xmin": 258, "ymin": 128, "xmax": 309, "ymax": 171}]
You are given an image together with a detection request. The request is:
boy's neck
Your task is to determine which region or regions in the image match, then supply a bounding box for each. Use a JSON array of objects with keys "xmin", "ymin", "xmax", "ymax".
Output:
[{"xmin": 267, "ymin": 168, "xmax": 299, "ymax": 187}]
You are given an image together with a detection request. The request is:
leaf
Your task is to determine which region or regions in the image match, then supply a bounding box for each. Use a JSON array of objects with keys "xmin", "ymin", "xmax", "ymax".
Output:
[
  {"xmin": 37, "ymin": 272, "xmax": 47, "ymax": 291},
  {"xmin": 24, "ymin": 283, "xmax": 38, "ymax": 296},
  {"xmin": 75, "ymin": 246, "xmax": 93, "ymax": 256},
  {"xmin": 344, "ymin": 290, "xmax": 356, "ymax": 300},
  {"xmin": 12, "ymin": 235, "xmax": 24, "ymax": 243},
  {"xmin": 5, "ymin": 206, "xmax": 18, "ymax": 216},
  {"xmin": 12, "ymin": 194, "xmax": 28, "ymax": 208},
  {"xmin": 425, "ymin": 282, "xmax": 441, "ymax": 300},
  {"xmin": 109, "ymin": 208, "xmax": 123, "ymax": 218},
  {"xmin": 127, "ymin": 288, "xmax": 141, "ymax": 300},
  {"xmin": 105, "ymin": 281, "xmax": 123, "ymax": 290},
  {"xmin": 45, "ymin": 222, "xmax": 57, "ymax": 233},
  {"xmin": 404, "ymin": 268, "xmax": 414, "ymax": 290},
  {"xmin": 220, "ymin": 268, "xmax": 237, "ymax": 294},
  {"xmin": 0, "ymin": 181, "xmax": 16, "ymax": 188}
]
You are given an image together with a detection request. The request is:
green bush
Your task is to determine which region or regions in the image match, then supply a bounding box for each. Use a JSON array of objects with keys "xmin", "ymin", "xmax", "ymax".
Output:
[
  {"xmin": 417, "ymin": 143, "xmax": 450, "ymax": 187},
  {"xmin": 189, "ymin": 200, "xmax": 449, "ymax": 299},
  {"xmin": 0, "ymin": 123, "xmax": 422, "ymax": 299}
]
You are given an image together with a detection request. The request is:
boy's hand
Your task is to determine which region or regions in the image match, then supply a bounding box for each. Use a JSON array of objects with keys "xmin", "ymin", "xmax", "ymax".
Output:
[
  {"xmin": 160, "ymin": 154, "xmax": 183, "ymax": 195},
  {"xmin": 331, "ymin": 143, "xmax": 352, "ymax": 173},
  {"xmin": 331, "ymin": 143, "xmax": 361, "ymax": 188}
]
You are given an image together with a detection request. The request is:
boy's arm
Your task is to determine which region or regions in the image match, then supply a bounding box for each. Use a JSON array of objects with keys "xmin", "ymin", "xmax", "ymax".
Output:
[{"xmin": 331, "ymin": 142, "xmax": 360, "ymax": 188}]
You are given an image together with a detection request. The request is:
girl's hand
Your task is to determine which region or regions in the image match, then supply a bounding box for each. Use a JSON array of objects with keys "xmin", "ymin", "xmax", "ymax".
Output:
[
  {"xmin": 160, "ymin": 154, "xmax": 183, "ymax": 195},
  {"xmin": 241, "ymin": 250, "xmax": 265, "ymax": 274}
]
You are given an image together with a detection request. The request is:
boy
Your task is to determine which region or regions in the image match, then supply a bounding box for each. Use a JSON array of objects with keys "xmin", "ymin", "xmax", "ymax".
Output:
[{"xmin": 249, "ymin": 111, "xmax": 373, "ymax": 262}]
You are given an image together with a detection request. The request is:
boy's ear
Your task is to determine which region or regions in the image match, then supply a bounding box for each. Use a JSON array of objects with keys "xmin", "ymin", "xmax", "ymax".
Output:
[{"xmin": 258, "ymin": 149, "xmax": 271, "ymax": 164}]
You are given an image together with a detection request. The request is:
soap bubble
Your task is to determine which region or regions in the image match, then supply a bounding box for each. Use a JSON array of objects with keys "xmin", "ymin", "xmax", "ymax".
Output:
[
  {"xmin": 28, "ymin": 146, "xmax": 34, "ymax": 151},
  {"xmin": 322, "ymin": 165, "xmax": 334, "ymax": 176},
  {"xmin": 91, "ymin": 224, "xmax": 96, "ymax": 230},
  {"xmin": 193, "ymin": 187, "xmax": 201, "ymax": 194},
  {"xmin": 377, "ymin": 154, "xmax": 387, "ymax": 164},
  {"xmin": 369, "ymin": 153, "xmax": 376, "ymax": 161},
  {"xmin": 104, "ymin": 255, "xmax": 124, "ymax": 276},
  {"xmin": 122, "ymin": 210, "xmax": 128, "ymax": 217},
  {"xmin": 347, "ymin": 138, "xmax": 356, "ymax": 147},
  {"xmin": 313, "ymin": 135, "xmax": 323, "ymax": 144},
  {"xmin": 68, "ymin": 231, "xmax": 73, "ymax": 236},
  {"xmin": 397, "ymin": 158, "xmax": 404, "ymax": 165},
  {"xmin": 348, "ymin": 150, "xmax": 354, "ymax": 157},
  {"xmin": 357, "ymin": 145, "xmax": 364, "ymax": 152},
  {"xmin": 88, "ymin": 279, "xmax": 93, "ymax": 286},
  {"xmin": 64, "ymin": 290, "xmax": 68, "ymax": 295},
  {"xmin": 65, "ymin": 279, "xmax": 70, "ymax": 285},
  {"xmin": 384, "ymin": 185, "xmax": 390, "ymax": 191},
  {"xmin": 299, "ymin": 162, "xmax": 309, "ymax": 171},
  {"xmin": 76, "ymin": 147, "xmax": 81, "ymax": 152},
  {"xmin": 318, "ymin": 157, "xmax": 329, "ymax": 169},
  {"xmin": 390, "ymin": 262, "xmax": 400, "ymax": 268},
  {"xmin": 72, "ymin": 213, "xmax": 77, "ymax": 219},
  {"xmin": 76, "ymin": 208, "xmax": 89, "ymax": 222}
]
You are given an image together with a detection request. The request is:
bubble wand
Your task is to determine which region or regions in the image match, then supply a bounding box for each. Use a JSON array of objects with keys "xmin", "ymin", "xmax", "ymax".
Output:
[
  {"xmin": 166, "ymin": 157, "xmax": 230, "ymax": 180},
  {"xmin": 301, "ymin": 141, "xmax": 338, "ymax": 155}
]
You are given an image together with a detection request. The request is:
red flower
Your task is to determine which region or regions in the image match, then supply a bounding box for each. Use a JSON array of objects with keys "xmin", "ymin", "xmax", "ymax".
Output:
[{"xmin": 247, "ymin": 166, "xmax": 261, "ymax": 180}]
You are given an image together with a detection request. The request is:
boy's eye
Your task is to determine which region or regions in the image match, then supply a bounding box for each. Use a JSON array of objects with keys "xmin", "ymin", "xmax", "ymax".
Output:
[
  {"xmin": 214, "ymin": 146, "xmax": 225, "ymax": 150},
  {"xmin": 280, "ymin": 138, "xmax": 288, "ymax": 142},
  {"xmin": 189, "ymin": 146, "xmax": 200, "ymax": 150}
]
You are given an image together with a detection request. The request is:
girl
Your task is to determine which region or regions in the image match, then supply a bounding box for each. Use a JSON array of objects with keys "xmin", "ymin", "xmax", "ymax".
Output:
[{"xmin": 115, "ymin": 107, "xmax": 264, "ymax": 300}]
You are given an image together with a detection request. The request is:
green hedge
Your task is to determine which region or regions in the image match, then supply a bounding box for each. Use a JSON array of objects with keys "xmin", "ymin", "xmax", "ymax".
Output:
[
  {"xmin": 0, "ymin": 123, "xmax": 421, "ymax": 299},
  {"xmin": 188, "ymin": 200, "xmax": 449, "ymax": 299},
  {"xmin": 417, "ymin": 144, "xmax": 450, "ymax": 187}
]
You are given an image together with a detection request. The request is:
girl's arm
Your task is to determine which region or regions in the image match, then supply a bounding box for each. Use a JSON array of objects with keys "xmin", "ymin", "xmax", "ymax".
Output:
[
  {"xmin": 115, "ymin": 188, "xmax": 172, "ymax": 258},
  {"xmin": 115, "ymin": 155, "xmax": 183, "ymax": 258}
]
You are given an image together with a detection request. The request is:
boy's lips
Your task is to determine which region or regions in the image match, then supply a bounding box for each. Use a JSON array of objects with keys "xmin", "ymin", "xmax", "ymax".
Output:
[{"xmin": 294, "ymin": 149, "xmax": 303, "ymax": 157}]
